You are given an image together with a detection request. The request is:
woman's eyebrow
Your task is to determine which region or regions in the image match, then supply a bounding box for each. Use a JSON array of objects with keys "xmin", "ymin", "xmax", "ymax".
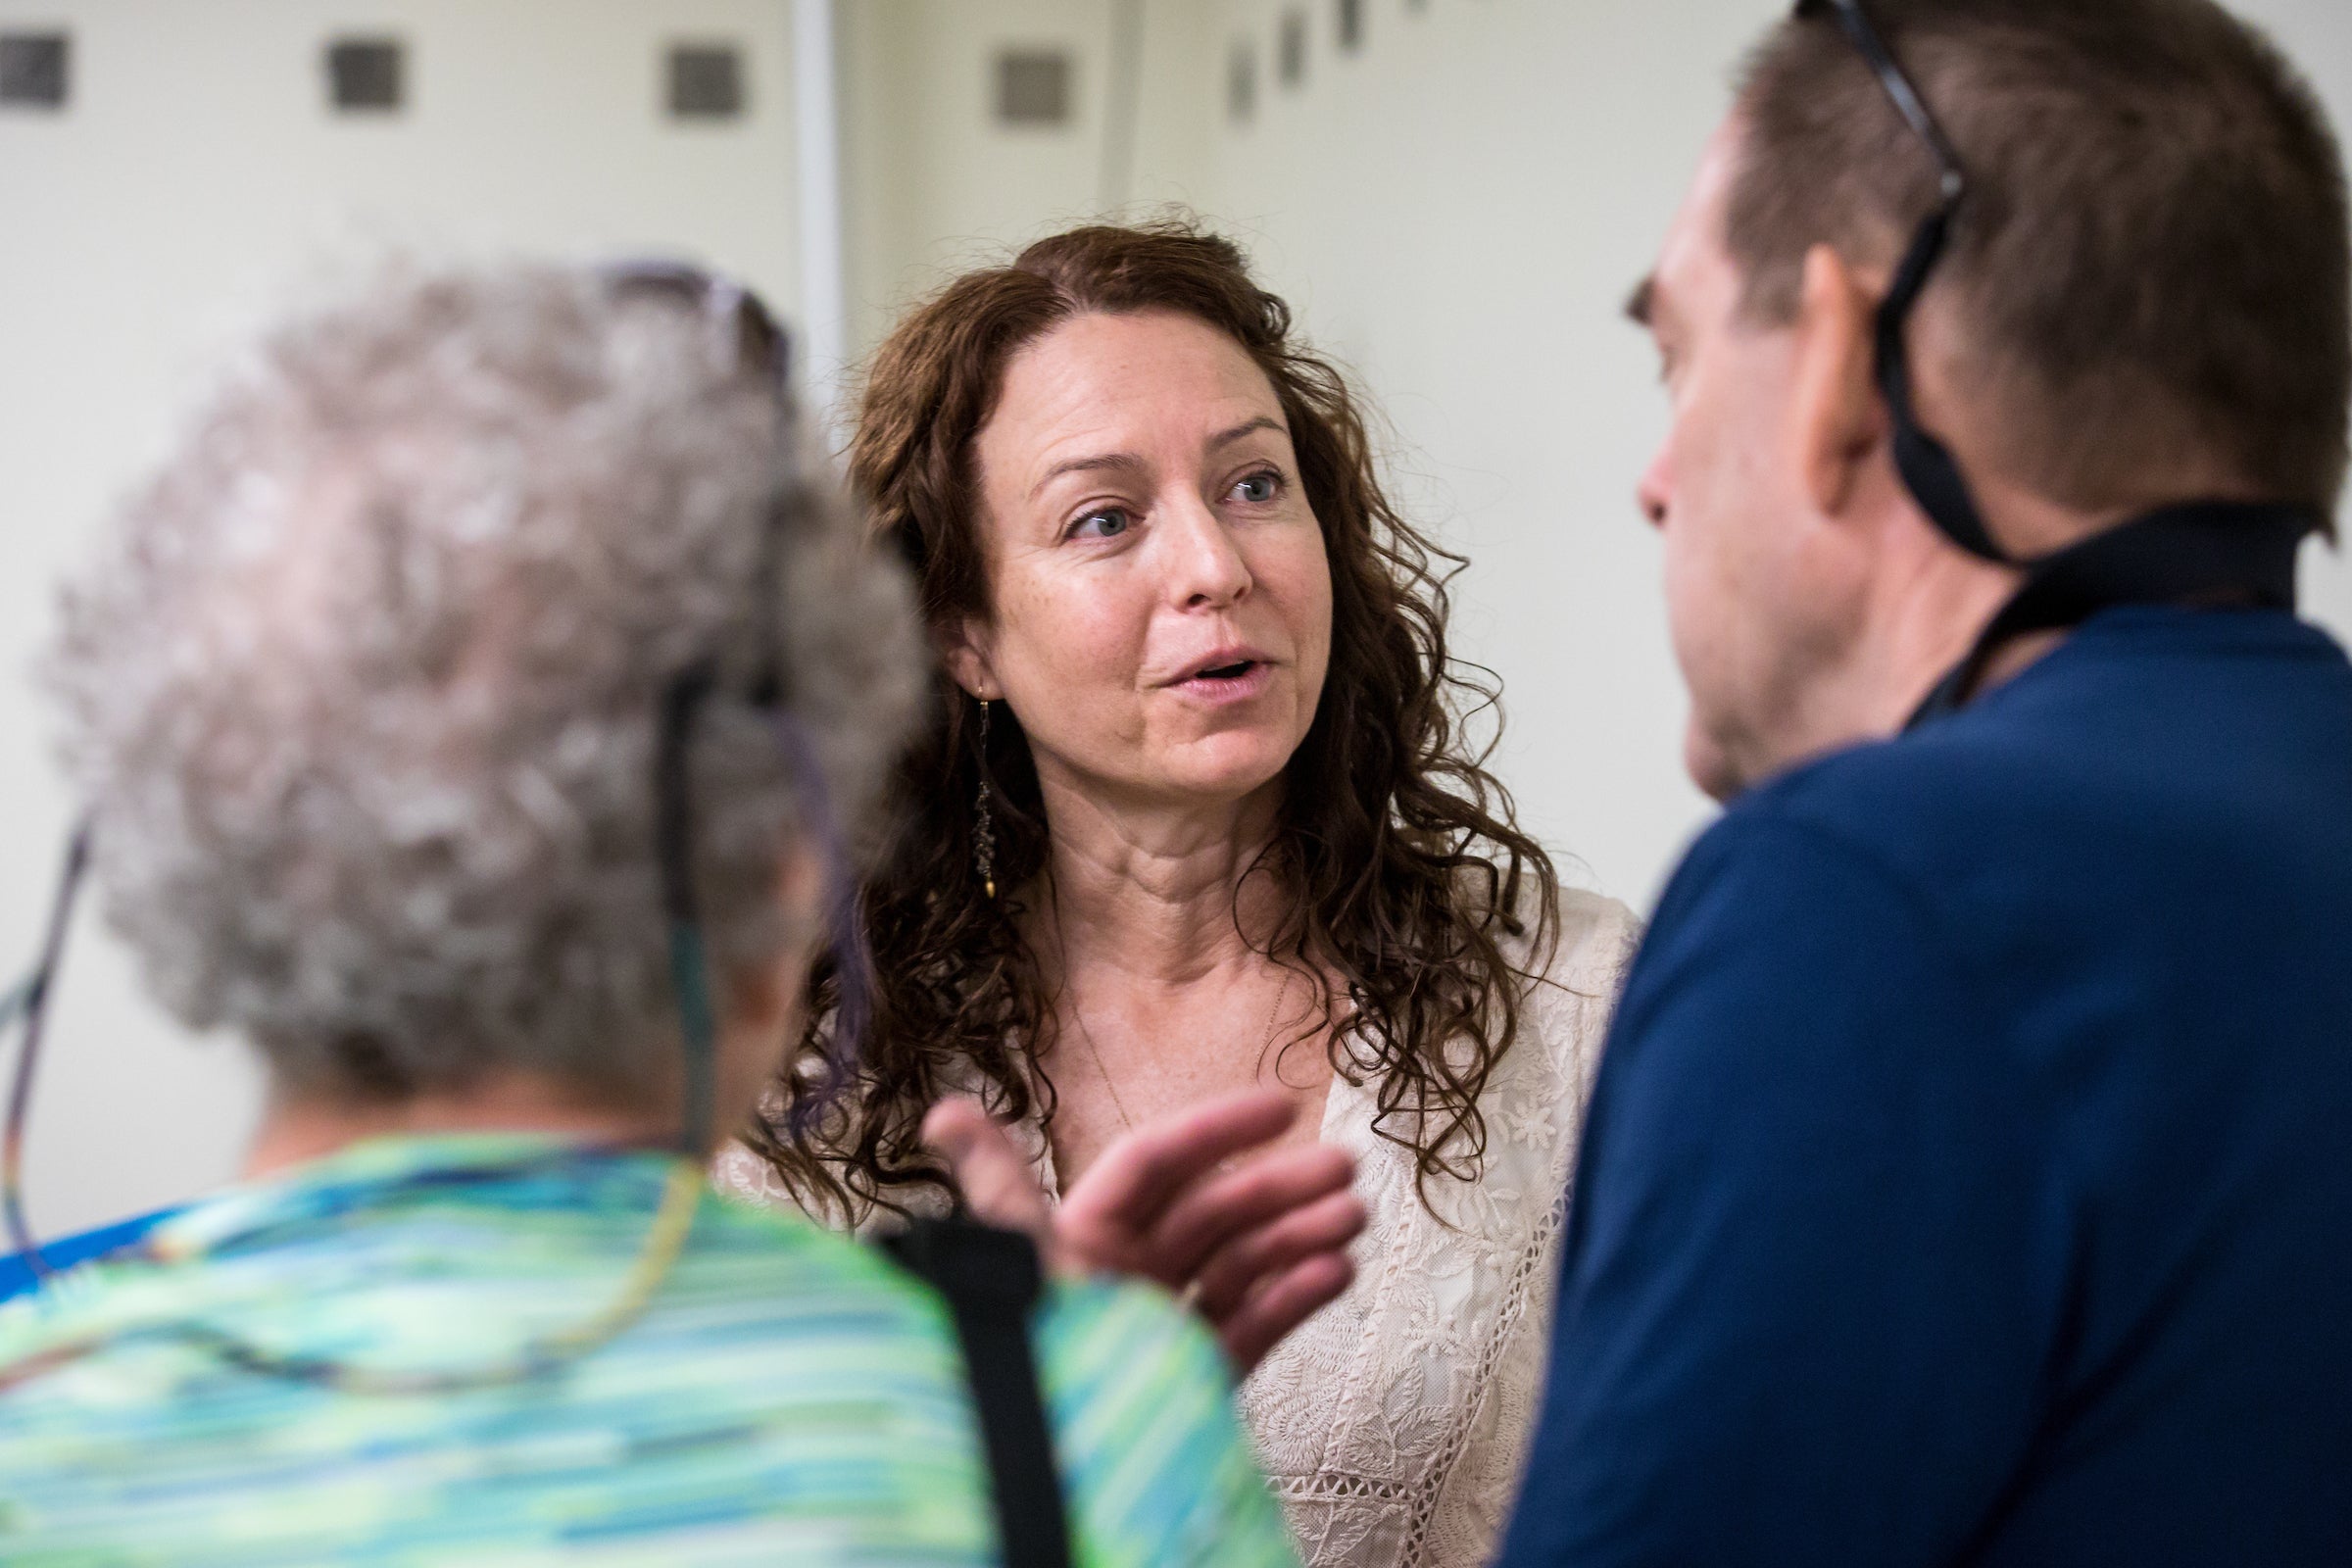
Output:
[
  {"xmin": 1209, "ymin": 416, "xmax": 1285, "ymax": 450},
  {"xmin": 1028, "ymin": 416, "xmax": 1284, "ymax": 501},
  {"xmin": 1030, "ymin": 450, "xmax": 1145, "ymax": 501}
]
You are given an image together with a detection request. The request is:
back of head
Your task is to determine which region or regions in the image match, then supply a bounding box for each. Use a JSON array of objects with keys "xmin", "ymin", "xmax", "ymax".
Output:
[
  {"xmin": 1730, "ymin": 0, "xmax": 2351, "ymax": 517},
  {"xmin": 45, "ymin": 265, "xmax": 920, "ymax": 1108}
]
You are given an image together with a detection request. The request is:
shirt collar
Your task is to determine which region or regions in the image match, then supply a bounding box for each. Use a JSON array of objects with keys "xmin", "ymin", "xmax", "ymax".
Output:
[{"xmin": 149, "ymin": 1133, "xmax": 669, "ymax": 1261}]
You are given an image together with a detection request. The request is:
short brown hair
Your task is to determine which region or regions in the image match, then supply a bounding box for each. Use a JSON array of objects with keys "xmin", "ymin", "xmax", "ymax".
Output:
[
  {"xmin": 1729, "ymin": 0, "xmax": 2351, "ymax": 514},
  {"xmin": 744, "ymin": 220, "xmax": 1560, "ymax": 1218}
]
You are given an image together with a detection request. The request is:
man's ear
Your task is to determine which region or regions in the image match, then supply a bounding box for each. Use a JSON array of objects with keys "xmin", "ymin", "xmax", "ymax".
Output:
[
  {"xmin": 1790, "ymin": 242, "xmax": 1885, "ymax": 519},
  {"xmin": 933, "ymin": 614, "xmax": 999, "ymax": 702}
]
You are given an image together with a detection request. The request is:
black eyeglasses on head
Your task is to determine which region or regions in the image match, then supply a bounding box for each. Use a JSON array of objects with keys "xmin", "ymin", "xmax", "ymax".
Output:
[{"xmin": 1789, "ymin": 0, "xmax": 2006, "ymax": 564}]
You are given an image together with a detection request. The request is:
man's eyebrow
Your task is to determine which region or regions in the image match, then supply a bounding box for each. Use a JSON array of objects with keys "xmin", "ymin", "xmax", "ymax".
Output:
[{"xmin": 1625, "ymin": 275, "xmax": 1657, "ymax": 328}]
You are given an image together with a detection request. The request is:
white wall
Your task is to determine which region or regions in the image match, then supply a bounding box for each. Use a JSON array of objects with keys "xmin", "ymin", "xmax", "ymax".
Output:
[
  {"xmin": 0, "ymin": 0, "xmax": 803, "ymax": 1234},
  {"xmin": 836, "ymin": 0, "xmax": 1217, "ymax": 366}
]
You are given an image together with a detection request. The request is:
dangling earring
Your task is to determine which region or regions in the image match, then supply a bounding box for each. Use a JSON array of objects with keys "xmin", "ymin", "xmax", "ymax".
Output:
[{"xmin": 973, "ymin": 697, "xmax": 998, "ymax": 900}]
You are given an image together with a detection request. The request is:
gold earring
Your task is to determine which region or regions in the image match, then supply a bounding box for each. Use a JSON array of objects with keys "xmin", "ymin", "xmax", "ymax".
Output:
[{"xmin": 974, "ymin": 697, "xmax": 998, "ymax": 900}]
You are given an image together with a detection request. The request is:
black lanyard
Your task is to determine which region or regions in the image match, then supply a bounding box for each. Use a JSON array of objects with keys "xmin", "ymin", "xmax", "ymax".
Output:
[
  {"xmin": 1905, "ymin": 500, "xmax": 2319, "ymax": 729},
  {"xmin": 879, "ymin": 1216, "xmax": 1072, "ymax": 1568}
]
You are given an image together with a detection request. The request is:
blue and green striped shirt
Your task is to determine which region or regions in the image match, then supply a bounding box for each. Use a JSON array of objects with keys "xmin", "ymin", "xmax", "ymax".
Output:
[{"xmin": 0, "ymin": 1135, "xmax": 1295, "ymax": 1566}]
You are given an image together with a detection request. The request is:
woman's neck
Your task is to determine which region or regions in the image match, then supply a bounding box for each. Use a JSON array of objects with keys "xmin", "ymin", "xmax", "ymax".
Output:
[
  {"xmin": 1025, "ymin": 771, "xmax": 1333, "ymax": 1185},
  {"xmin": 242, "ymin": 981, "xmax": 810, "ymax": 1180},
  {"xmin": 243, "ymin": 1073, "xmax": 678, "ymax": 1180},
  {"xmin": 1033, "ymin": 774, "xmax": 1290, "ymax": 988}
]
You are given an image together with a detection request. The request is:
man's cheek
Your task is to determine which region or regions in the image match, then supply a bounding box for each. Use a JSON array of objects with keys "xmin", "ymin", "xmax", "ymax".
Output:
[
  {"xmin": 1660, "ymin": 555, "xmax": 1724, "ymax": 719},
  {"xmin": 1682, "ymin": 704, "xmax": 1743, "ymax": 803}
]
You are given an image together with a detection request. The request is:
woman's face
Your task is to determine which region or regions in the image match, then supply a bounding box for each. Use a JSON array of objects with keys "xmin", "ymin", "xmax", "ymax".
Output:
[{"xmin": 954, "ymin": 310, "xmax": 1333, "ymax": 815}]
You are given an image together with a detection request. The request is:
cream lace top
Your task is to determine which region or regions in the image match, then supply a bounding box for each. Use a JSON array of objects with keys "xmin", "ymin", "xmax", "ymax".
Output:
[{"xmin": 714, "ymin": 887, "xmax": 1639, "ymax": 1568}]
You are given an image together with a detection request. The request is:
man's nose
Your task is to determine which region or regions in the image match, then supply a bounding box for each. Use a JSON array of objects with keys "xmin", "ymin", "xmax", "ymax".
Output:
[
  {"xmin": 1163, "ymin": 494, "xmax": 1253, "ymax": 608},
  {"xmin": 1637, "ymin": 449, "xmax": 1672, "ymax": 531}
]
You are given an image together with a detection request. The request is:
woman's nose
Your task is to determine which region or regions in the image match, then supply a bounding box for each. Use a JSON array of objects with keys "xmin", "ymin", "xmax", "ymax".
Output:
[{"xmin": 1162, "ymin": 495, "xmax": 1254, "ymax": 608}]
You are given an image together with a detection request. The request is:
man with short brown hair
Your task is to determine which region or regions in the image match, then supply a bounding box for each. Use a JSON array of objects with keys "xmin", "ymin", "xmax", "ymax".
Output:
[{"xmin": 1499, "ymin": 1, "xmax": 2352, "ymax": 1562}]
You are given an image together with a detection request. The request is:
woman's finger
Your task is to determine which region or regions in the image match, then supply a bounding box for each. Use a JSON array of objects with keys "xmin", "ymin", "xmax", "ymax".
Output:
[
  {"xmin": 1141, "ymin": 1141, "xmax": 1355, "ymax": 1284},
  {"xmin": 920, "ymin": 1098, "xmax": 1057, "ymax": 1261},
  {"xmin": 1188, "ymin": 1189, "xmax": 1368, "ymax": 1322},
  {"xmin": 1060, "ymin": 1089, "xmax": 1298, "ymax": 1234},
  {"xmin": 1216, "ymin": 1252, "xmax": 1357, "ymax": 1375}
]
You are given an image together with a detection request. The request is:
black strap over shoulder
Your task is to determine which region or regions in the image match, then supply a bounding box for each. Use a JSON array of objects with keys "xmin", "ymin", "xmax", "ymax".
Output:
[
  {"xmin": 1906, "ymin": 499, "xmax": 2320, "ymax": 728},
  {"xmin": 878, "ymin": 1216, "xmax": 1073, "ymax": 1568}
]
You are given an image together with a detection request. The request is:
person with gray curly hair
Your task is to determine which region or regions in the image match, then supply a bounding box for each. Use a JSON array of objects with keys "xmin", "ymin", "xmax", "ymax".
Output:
[
  {"xmin": 0, "ymin": 262, "xmax": 1302, "ymax": 1567},
  {"xmin": 53, "ymin": 265, "xmax": 909, "ymax": 1119}
]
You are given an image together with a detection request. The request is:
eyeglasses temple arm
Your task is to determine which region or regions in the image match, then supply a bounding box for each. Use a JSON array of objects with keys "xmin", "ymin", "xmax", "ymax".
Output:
[
  {"xmin": 4, "ymin": 822, "xmax": 94, "ymax": 1278},
  {"xmin": 657, "ymin": 672, "xmax": 719, "ymax": 1158},
  {"xmin": 1802, "ymin": 0, "xmax": 1969, "ymax": 200}
]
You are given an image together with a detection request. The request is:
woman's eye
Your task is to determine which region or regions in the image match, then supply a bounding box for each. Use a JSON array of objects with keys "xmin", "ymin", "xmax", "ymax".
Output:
[
  {"xmin": 1232, "ymin": 470, "xmax": 1282, "ymax": 505},
  {"xmin": 1071, "ymin": 508, "xmax": 1132, "ymax": 540}
]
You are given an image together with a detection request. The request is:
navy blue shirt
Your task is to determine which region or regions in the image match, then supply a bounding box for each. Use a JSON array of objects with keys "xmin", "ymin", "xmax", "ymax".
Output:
[{"xmin": 1500, "ymin": 608, "xmax": 2352, "ymax": 1566}]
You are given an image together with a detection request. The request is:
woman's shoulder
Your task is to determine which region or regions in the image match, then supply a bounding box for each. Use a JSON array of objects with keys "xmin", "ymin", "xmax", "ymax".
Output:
[
  {"xmin": 711, "ymin": 1057, "xmax": 1048, "ymax": 1231},
  {"xmin": 710, "ymin": 1141, "xmax": 962, "ymax": 1232},
  {"xmin": 1496, "ymin": 881, "xmax": 1642, "ymax": 1100},
  {"xmin": 1542, "ymin": 883, "xmax": 1643, "ymax": 987},
  {"xmin": 1507, "ymin": 881, "xmax": 1641, "ymax": 1012}
]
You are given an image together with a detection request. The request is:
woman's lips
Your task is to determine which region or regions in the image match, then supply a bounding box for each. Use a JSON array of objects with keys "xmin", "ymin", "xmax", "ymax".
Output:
[{"xmin": 1170, "ymin": 659, "xmax": 1277, "ymax": 705}]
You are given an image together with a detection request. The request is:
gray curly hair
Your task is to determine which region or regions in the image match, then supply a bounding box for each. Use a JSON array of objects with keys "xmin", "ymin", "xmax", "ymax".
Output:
[{"xmin": 43, "ymin": 264, "xmax": 922, "ymax": 1105}]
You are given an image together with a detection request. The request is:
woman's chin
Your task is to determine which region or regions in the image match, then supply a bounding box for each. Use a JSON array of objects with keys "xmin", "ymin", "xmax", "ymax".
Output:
[{"xmin": 1146, "ymin": 737, "xmax": 1298, "ymax": 806}]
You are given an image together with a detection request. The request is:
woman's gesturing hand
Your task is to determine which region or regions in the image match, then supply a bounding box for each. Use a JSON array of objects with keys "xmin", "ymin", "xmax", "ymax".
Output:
[{"xmin": 921, "ymin": 1090, "xmax": 1365, "ymax": 1374}]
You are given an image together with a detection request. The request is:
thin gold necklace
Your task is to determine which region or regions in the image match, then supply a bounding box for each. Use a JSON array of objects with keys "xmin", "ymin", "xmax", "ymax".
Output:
[{"xmin": 1063, "ymin": 959, "xmax": 1299, "ymax": 1134}]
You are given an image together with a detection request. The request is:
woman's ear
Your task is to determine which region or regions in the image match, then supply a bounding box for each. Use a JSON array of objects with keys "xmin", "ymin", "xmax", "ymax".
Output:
[
  {"xmin": 709, "ymin": 839, "xmax": 827, "ymax": 1146},
  {"xmin": 739, "ymin": 840, "xmax": 825, "ymax": 1024},
  {"xmin": 933, "ymin": 615, "xmax": 1000, "ymax": 702},
  {"xmin": 1790, "ymin": 242, "xmax": 1886, "ymax": 520}
]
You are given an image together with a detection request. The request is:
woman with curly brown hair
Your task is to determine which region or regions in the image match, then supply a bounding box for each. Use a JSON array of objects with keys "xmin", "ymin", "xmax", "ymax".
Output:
[{"xmin": 716, "ymin": 221, "xmax": 1640, "ymax": 1568}]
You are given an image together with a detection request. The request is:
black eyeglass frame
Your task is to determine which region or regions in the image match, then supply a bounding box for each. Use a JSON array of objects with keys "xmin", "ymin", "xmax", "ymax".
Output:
[
  {"xmin": 1794, "ymin": 0, "xmax": 2011, "ymax": 564},
  {"xmin": 606, "ymin": 260, "xmax": 803, "ymax": 1159},
  {"xmin": 612, "ymin": 262, "xmax": 878, "ymax": 1157}
]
